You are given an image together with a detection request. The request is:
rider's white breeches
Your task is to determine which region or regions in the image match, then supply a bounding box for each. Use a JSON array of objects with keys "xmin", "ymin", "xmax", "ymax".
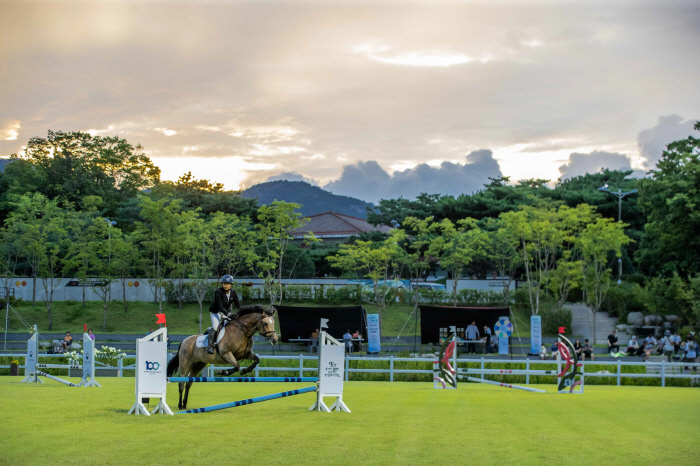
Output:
[{"xmin": 210, "ymin": 312, "xmax": 225, "ymax": 330}]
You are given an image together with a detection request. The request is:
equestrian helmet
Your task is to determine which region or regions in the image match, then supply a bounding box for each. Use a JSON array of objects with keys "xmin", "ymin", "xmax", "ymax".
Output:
[{"xmin": 221, "ymin": 275, "xmax": 234, "ymax": 284}]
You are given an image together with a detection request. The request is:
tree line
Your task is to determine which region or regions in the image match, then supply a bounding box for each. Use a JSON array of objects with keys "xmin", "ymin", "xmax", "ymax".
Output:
[{"xmin": 1, "ymin": 124, "xmax": 699, "ymax": 335}]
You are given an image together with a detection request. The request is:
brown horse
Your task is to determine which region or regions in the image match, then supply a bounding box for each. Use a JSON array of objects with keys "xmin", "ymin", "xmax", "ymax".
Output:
[{"xmin": 166, "ymin": 305, "xmax": 279, "ymax": 410}]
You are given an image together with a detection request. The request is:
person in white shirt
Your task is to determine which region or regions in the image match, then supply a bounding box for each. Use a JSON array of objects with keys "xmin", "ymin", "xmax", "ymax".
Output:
[
  {"xmin": 627, "ymin": 336, "xmax": 640, "ymax": 356},
  {"xmin": 672, "ymin": 331, "xmax": 682, "ymax": 355},
  {"xmin": 465, "ymin": 321, "xmax": 480, "ymax": 354},
  {"xmin": 343, "ymin": 330, "xmax": 353, "ymax": 353},
  {"xmin": 539, "ymin": 344, "xmax": 548, "ymax": 360},
  {"xmin": 662, "ymin": 330, "xmax": 675, "ymax": 362}
]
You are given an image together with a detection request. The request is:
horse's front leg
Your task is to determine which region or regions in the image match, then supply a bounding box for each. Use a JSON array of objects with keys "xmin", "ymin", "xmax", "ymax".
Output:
[
  {"xmin": 219, "ymin": 352, "xmax": 241, "ymax": 376},
  {"xmin": 239, "ymin": 351, "xmax": 259, "ymax": 376}
]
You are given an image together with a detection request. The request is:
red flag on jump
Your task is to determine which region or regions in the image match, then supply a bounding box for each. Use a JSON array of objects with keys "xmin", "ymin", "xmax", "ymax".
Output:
[
  {"xmin": 559, "ymin": 327, "xmax": 566, "ymax": 334},
  {"xmin": 155, "ymin": 313, "xmax": 167, "ymax": 325},
  {"xmin": 84, "ymin": 324, "xmax": 88, "ymax": 332}
]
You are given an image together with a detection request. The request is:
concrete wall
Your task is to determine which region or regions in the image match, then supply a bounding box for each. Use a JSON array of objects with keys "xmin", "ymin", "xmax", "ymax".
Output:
[
  {"xmin": 446, "ymin": 279, "xmax": 517, "ymax": 292},
  {"xmin": 5, "ymin": 277, "xmax": 359, "ymax": 302}
]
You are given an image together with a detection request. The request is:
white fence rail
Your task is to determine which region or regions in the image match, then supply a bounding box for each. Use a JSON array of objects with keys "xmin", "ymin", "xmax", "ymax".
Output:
[{"xmin": 3, "ymin": 353, "xmax": 698, "ymax": 387}]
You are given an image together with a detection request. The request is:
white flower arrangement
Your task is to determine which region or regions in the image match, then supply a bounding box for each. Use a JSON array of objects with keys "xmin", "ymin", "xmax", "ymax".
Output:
[
  {"xmin": 95, "ymin": 346, "xmax": 127, "ymax": 367},
  {"xmin": 64, "ymin": 350, "xmax": 82, "ymax": 366}
]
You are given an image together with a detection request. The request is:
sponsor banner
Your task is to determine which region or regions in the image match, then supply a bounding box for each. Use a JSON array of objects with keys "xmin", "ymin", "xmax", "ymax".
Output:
[
  {"xmin": 366, "ymin": 314, "xmax": 381, "ymax": 353},
  {"xmin": 531, "ymin": 315, "xmax": 542, "ymax": 354}
]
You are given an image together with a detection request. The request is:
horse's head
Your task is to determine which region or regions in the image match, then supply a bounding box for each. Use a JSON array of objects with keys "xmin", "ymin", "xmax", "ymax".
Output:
[{"xmin": 258, "ymin": 308, "xmax": 279, "ymax": 345}]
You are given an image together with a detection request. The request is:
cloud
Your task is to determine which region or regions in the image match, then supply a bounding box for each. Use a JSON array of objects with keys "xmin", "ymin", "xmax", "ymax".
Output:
[
  {"xmin": 637, "ymin": 115, "xmax": 698, "ymax": 169},
  {"xmin": 323, "ymin": 149, "xmax": 502, "ymax": 203},
  {"xmin": 154, "ymin": 127, "xmax": 177, "ymax": 136},
  {"xmin": 558, "ymin": 151, "xmax": 643, "ymax": 180},
  {"xmin": 0, "ymin": 119, "xmax": 21, "ymax": 140},
  {"xmin": 264, "ymin": 171, "xmax": 319, "ymax": 185},
  {"xmin": 352, "ymin": 44, "xmax": 491, "ymax": 67}
]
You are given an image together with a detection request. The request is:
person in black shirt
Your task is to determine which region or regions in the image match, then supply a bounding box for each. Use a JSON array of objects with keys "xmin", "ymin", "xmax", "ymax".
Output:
[
  {"xmin": 207, "ymin": 275, "xmax": 241, "ymax": 354},
  {"xmin": 607, "ymin": 329, "xmax": 619, "ymax": 355},
  {"xmin": 573, "ymin": 339, "xmax": 583, "ymax": 359}
]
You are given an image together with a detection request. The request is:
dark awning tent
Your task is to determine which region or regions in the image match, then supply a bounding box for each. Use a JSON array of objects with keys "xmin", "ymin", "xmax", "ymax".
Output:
[
  {"xmin": 419, "ymin": 305, "xmax": 510, "ymax": 344},
  {"xmin": 275, "ymin": 305, "xmax": 367, "ymax": 342}
]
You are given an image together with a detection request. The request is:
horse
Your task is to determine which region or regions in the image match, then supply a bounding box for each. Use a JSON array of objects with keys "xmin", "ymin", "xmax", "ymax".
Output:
[{"xmin": 166, "ymin": 304, "xmax": 279, "ymax": 410}]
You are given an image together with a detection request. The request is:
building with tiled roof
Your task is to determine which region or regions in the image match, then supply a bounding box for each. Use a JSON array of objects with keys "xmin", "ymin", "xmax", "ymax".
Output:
[{"xmin": 291, "ymin": 210, "xmax": 393, "ymax": 242}]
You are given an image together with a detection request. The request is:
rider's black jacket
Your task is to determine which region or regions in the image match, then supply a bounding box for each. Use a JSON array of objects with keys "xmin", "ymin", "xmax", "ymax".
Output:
[{"xmin": 208, "ymin": 287, "xmax": 241, "ymax": 315}]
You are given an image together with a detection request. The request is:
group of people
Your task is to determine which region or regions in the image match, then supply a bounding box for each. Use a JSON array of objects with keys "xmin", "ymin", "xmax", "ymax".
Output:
[
  {"xmin": 60, "ymin": 329, "xmax": 95, "ymax": 352},
  {"xmin": 460, "ymin": 321, "xmax": 496, "ymax": 354}
]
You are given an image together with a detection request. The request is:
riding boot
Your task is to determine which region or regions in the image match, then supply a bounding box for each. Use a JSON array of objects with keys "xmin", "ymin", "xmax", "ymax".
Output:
[{"xmin": 207, "ymin": 330, "xmax": 216, "ymax": 354}]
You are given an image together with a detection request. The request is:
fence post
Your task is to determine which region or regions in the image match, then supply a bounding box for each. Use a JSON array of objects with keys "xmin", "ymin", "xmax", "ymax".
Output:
[
  {"xmin": 661, "ymin": 360, "xmax": 666, "ymax": 387},
  {"xmin": 345, "ymin": 355, "xmax": 349, "ymax": 382},
  {"xmin": 118, "ymin": 358, "xmax": 122, "ymax": 378},
  {"xmin": 390, "ymin": 356, "xmax": 394, "ymax": 382},
  {"xmin": 255, "ymin": 363, "xmax": 259, "ymax": 377},
  {"xmin": 617, "ymin": 360, "xmax": 621, "ymax": 386},
  {"xmin": 526, "ymin": 358, "xmax": 530, "ymax": 385},
  {"xmin": 480, "ymin": 358, "xmax": 484, "ymax": 380},
  {"xmin": 299, "ymin": 354, "xmax": 303, "ymax": 378}
]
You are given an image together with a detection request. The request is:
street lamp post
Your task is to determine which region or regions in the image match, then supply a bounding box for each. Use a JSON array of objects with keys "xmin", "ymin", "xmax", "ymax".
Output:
[
  {"xmin": 597, "ymin": 186, "xmax": 637, "ymax": 284},
  {"xmin": 105, "ymin": 218, "xmax": 117, "ymax": 300}
]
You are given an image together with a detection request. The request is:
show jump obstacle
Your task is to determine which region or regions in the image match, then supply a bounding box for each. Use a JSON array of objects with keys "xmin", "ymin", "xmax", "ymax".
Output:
[
  {"xmin": 128, "ymin": 319, "xmax": 350, "ymax": 416},
  {"xmin": 435, "ymin": 326, "xmax": 583, "ymax": 394},
  {"xmin": 20, "ymin": 325, "xmax": 100, "ymax": 388}
]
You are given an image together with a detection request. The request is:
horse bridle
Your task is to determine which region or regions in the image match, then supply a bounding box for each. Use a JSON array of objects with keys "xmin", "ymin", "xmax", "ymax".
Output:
[{"xmin": 231, "ymin": 315, "xmax": 277, "ymax": 342}]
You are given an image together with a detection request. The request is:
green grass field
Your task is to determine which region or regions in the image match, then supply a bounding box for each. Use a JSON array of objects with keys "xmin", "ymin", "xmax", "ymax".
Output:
[{"xmin": 1, "ymin": 377, "xmax": 697, "ymax": 465}]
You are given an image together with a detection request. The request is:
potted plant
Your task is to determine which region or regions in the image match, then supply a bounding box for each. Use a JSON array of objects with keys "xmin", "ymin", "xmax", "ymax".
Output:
[
  {"xmin": 65, "ymin": 351, "xmax": 83, "ymax": 377},
  {"xmin": 10, "ymin": 359, "xmax": 19, "ymax": 376}
]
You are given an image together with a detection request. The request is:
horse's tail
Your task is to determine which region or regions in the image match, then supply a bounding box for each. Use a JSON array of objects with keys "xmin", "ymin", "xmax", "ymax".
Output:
[{"xmin": 167, "ymin": 342, "xmax": 181, "ymax": 377}]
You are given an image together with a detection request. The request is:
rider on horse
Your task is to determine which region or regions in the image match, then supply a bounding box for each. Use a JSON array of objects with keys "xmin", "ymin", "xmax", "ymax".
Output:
[{"xmin": 207, "ymin": 275, "xmax": 241, "ymax": 354}]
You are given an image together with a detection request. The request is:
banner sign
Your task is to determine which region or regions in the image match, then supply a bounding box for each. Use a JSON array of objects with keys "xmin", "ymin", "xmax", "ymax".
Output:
[
  {"xmin": 367, "ymin": 314, "xmax": 381, "ymax": 353},
  {"xmin": 531, "ymin": 315, "xmax": 542, "ymax": 355}
]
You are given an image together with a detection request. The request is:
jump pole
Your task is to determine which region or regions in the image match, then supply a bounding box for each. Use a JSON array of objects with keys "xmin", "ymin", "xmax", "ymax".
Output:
[
  {"xmin": 462, "ymin": 376, "xmax": 546, "ymax": 393},
  {"xmin": 36, "ymin": 370, "xmax": 80, "ymax": 387},
  {"xmin": 168, "ymin": 377, "xmax": 318, "ymax": 383},
  {"xmin": 178, "ymin": 386, "xmax": 317, "ymax": 414}
]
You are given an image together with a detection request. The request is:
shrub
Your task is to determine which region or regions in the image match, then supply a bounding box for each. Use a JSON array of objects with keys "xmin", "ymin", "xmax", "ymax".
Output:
[
  {"xmin": 541, "ymin": 305, "xmax": 572, "ymax": 335},
  {"xmin": 601, "ymin": 282, "xmax": 647, "ymax": 319}
]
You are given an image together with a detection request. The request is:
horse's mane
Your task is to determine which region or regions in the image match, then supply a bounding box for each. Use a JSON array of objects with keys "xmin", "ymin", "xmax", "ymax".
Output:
[{"xmin": 238, "ymin": 304, "xmax": 275, "ymax": 317}]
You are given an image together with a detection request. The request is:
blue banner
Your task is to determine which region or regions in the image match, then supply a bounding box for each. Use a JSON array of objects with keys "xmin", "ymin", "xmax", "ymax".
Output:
[
  {"xmin": 531, "ymin": 315, "xmax": 542, "ymax": 355},
  {"xmin": 367, "ymin": 314, "xmax": 381, "ymax": 353}
]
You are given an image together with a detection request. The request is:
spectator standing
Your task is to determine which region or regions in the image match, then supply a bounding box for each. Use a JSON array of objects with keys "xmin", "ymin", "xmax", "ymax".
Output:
[
  {"xmin": 310, "ymin": 328, "xmax": 319, "ymax": 353},
  {"xmin": 62, "ymin": 331, "xmax": 73, "ymax": 352},
  {"xmin": 683, "ymin": 337, "xmax": 697, "ymax": 370},
  {"xmin": 672, "ymin": 331, "xmax": 681, "ymax": 355},
  {"xmin": 626, "ymin": 336, "xmax": 639, "ymax": 356},
  {"xmin": 662, "ymin": 331, "xmax": 675, "ymax": 362},
  {"xmin": 87, "ymin": 329, "xmax": 95, "ymax": 341},
  {"xmin": 607, "ymin": 329, "xmax": 619, "ymax": 355},
  {"xmin": 483, "ymin": 325, "xmax": 492, "ymax": 354},
  {"xmin": 582, "ymin": 339, "xmax": 594, "ymax": 361},
  {"xmin": 465, "ymin": 321, "xmax": 480, "ymax": 354},
  {"xmin": 573, "ymin": 339, "xmax": 582, "ymax": 359}
]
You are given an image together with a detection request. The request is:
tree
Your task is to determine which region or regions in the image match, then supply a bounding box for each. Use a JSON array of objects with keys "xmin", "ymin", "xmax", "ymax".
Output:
[
  {"xmin": 578, "ymin": 218, "xmax": 631, "ymax": 343},
  {"xmin": 328, "ymin": 235, "xmax": 402, "ymax": 321},
  {"xmin": 135, "ymin": 196, "xmax": 183, "ymax": 312},
  {"xmin": 429, "ymin": 218, "xmax": 489, "ymax": 307},
  {"xmin": 483, "ymin": 218, "xmax": 520, "ymax": 304},
  {"xmin": 254, "ymin": 201, "xmax": 314, "ymax": 306},
  {"xmin": 209, "ymin": 212, "xmax": 257, "ymax": 278},
  {"xmin": 88, "ymin": 219, "xmax": 116, "ymax": 332},
  {"xmin": 64, "ymin": 196, "xmax": 103, "ymax": 308},
  {"xmin": 110, "ymin": 230, "xmax": 139, "ymax": 313},
  {"xmin": 637, "ymin": 122, "xmax": 700, "ymax": 277},
  {"xmin": 0, "ymin": 223, "xmax": 20, "ymax": 326}
]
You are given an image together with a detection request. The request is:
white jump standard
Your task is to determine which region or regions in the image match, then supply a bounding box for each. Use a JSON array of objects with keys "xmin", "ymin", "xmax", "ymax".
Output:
[{"xmin": 21, "ymin": 325, "xmax": 100, "ymax": 388}]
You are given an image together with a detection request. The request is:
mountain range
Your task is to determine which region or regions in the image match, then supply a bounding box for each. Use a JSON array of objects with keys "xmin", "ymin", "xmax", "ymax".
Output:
[{"xmin": 241, "ymin": 180, "xmax": 374, "ymax": 219}]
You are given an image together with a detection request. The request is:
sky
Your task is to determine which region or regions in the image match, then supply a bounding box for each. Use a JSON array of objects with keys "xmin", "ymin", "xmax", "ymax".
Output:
[{"xmin": 1, "ymin": 0, "xmax": 699, "ymax": 203}]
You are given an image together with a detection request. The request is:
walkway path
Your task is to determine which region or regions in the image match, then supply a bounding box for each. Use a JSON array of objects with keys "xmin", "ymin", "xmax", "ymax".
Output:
[{"xmin": 569, "ymin": 303, "xmax": 625, "ymax": 344}]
